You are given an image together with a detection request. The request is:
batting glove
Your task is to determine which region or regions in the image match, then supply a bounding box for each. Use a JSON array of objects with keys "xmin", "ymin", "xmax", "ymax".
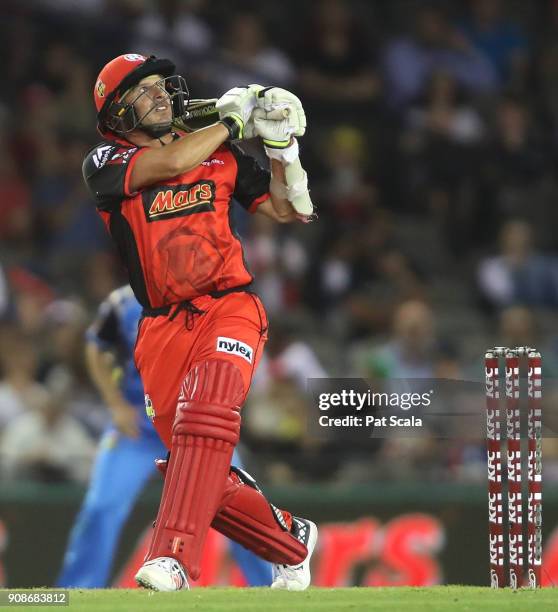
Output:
[
  {"xmin": 215, "ymin": 84, "xmax": 263, "ymax": 140},
  {"xmin": 251, "ymin": 107, "xmax": 302, "ymax": 151},
  {"xmin": 256, "ymin": 87, "xmax": 306, "ymax": 137}
]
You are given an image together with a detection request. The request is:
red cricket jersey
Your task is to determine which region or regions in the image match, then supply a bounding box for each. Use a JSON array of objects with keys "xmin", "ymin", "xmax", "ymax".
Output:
[{"xmin": 82, "ymin": 133, "xmax": 270, "ymax": 308}]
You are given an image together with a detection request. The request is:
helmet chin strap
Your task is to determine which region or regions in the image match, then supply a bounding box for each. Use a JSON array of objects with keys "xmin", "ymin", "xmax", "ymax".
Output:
[{"xmin": 140, "ymin": 121, "xmax": 173, "ymax": 139}]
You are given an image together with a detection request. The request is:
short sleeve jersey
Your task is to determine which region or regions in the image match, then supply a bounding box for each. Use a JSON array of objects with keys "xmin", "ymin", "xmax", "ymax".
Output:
[{"xmin": 82, "ymin": 134, "xmax": 270, "ymax": 309}]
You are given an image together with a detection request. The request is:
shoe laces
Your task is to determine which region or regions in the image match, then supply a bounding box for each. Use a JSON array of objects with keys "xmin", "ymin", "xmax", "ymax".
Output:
[{"xmin": 274, "ymin": 561, "xmax": 303, "ymax": 584}]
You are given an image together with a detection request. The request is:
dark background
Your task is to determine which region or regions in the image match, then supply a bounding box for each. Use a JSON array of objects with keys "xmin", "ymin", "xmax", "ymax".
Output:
[{"xmin": 2, "ymin": 0, "xmax": 558, "ymax": 588}]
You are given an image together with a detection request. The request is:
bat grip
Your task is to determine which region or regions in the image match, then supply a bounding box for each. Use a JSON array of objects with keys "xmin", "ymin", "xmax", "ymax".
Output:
[{"xmin": 266, "ymin": 107, "xmax": 290, "ymax": 120}]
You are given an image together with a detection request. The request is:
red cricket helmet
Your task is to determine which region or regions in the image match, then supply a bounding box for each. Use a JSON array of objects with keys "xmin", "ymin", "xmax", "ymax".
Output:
[{"xmin": 94, "ymin": 53, "xmax": 189, "ymax": 135}]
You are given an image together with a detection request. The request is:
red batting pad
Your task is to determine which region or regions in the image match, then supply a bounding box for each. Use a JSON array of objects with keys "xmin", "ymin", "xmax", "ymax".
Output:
[
  {"xmin": 212, "ymin": 469, "xmax": 307, "ymax": 565},
  {"xmin": 154, "ymin": 462, "xmax": 308, "ymax": 566},
  {"xmin": 145, "ymin": 360, "xmax": 244, "ymax": 580}
]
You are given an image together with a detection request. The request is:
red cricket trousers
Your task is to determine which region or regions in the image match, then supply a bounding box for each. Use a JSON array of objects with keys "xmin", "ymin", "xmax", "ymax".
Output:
[{"xmin": 134, "ymin": 291, "xmax": 268, "ymax": 448}]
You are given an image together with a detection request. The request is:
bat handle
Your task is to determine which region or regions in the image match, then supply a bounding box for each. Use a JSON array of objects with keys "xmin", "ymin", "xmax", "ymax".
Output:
[{"xmin": 267, "ymin": 106, "xmax": 290, "ymax": 120}]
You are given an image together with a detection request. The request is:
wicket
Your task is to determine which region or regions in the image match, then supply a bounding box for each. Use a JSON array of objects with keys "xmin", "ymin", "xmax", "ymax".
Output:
[{"xmin": 485, "ymin": 346, "xmax": 543, "ymax": 589}]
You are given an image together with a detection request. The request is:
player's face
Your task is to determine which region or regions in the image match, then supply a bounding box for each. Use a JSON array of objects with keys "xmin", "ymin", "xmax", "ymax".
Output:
[{"xmin": 125, "ymin": 74, "xmax": 172, "ymax": 126}]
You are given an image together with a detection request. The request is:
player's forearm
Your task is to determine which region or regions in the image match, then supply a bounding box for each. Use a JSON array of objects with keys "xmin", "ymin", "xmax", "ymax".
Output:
[
  {"xmin": 85, "ymin": 343, "xmax": 126, "ymax": 408},
  {"xmin": 167, "ymin": 123, "xmax": 230, "ymax": 173},
  {"xmin": 268, "ymin": 158, "xmax": 297, "ymax": 222},
  {"xmin": 129, "ymin": 122, "xmax": 229, "ymax": 191}
]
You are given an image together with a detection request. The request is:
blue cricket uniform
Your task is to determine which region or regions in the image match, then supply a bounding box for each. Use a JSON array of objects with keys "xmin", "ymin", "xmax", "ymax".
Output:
[{"xmin": 57, "ymin": 285, "xmax": 271, "ymax": 587}]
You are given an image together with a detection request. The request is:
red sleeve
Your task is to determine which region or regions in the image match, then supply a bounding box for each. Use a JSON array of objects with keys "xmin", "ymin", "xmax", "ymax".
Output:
[
  {"xmin": 83, "ymin": 141, "xmax": 146, "ymax": 209},
  {"xmin": 229, "ymin": 144, "xmax": 271, "ymax": 212},
  {"xmin": 123, "ymin": 147, "xmax": 149, "ymax": 197},
  {"xmin": 248, "ymin": 192, "xmax": 270, "ymax": 213}
]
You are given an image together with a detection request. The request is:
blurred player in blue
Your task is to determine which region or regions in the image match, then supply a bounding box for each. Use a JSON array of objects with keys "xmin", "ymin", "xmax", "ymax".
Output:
[{"xmin": 57, "ymin": 285, "xmax": 272, "ymax": 588}]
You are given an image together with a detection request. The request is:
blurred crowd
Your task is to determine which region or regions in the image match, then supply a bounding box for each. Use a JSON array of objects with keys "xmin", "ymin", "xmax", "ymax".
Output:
[{"xmin": 2, "ymin": 0, "xmax": 558, "ymax": 485}]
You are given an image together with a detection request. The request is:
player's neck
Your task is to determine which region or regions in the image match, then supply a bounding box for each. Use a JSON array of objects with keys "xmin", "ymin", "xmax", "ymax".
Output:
[{"xmin": 125, "ymin": 130, "xmax": 174, "ymax": 148}]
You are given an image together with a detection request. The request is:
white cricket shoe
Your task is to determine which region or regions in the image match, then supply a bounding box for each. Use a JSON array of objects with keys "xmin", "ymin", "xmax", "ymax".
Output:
[
  {"xmin": 271, "ymin": 517, "xmax": 318, "ymax": 591},
  {"xmin": 135, "ymin": 556, "xmax": 189, "ymax": 591}
]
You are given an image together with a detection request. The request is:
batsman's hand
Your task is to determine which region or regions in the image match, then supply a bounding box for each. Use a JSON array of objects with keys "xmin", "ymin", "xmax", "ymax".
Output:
[
  {"xmin": 216, "ymin": 84, "xmax": 263, "ymax": 140},
  {"xmin": 252, "ymin": 106, "xmax": 305, "ymax": 150},
  {"xmin": 246, "ymin": 86, "xmax": 307, "ymax": 148},
  {"xmin": 111, "ymin": 398, "xmax": 140, "ymax": 438},
  {"xmin": 256, "ymin": 87, "xmax": 306, "ymax": 137}
]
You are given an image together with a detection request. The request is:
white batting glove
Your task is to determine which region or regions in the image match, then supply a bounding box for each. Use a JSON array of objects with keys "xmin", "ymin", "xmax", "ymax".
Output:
[
  {"xmin": 215, "ymin": 84, "xmax": 263, "ymax": 140},
  {"xmin": 245, "ymin": 86, "xmax": 313, "ymax": 218},
  {"xmin": 251, "ymin": 106, "xmax": 303, "ymax": 150},
  {"xmin": 256, "ymin": 87, "xmax": 306, "ymax": 137}
]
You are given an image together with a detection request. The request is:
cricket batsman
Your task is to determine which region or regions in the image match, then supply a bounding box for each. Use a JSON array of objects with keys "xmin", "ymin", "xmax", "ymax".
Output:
[
  {"xmin": 83, "ymin": 53, "xmax": 317, "ymax": 591},
  {"xmin": 56, "ymin": 285, "xmax": 273, "ymax": 588}
]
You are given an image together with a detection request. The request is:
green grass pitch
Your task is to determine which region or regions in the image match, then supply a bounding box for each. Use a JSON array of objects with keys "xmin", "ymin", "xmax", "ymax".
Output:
[{"xmin": 3, "ymin": 587, "xmax": 558, "ymax": 612}]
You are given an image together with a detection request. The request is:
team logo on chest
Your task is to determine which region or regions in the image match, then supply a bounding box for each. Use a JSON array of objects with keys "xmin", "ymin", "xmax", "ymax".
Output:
[{"xmin": 143, "ymin": 180, "xmax": 216, "ymax": 222}]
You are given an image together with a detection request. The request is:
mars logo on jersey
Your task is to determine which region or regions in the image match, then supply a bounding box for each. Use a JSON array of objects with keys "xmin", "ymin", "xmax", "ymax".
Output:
[{"xmin": 143, "ymin": 181, "xmax": 216, "ymax": 222}]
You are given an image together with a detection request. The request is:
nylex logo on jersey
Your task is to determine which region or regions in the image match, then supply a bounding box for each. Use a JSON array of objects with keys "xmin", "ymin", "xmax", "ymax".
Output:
[
  {"xmin": 143, "ymin": 180, "xmax": 216, "ymax": 222},
  {"xmin": 216, "ymin": 336, "xmax": 253, "ymax": 363}
]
